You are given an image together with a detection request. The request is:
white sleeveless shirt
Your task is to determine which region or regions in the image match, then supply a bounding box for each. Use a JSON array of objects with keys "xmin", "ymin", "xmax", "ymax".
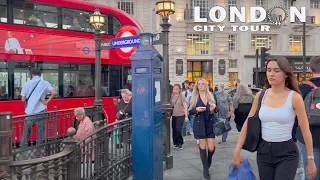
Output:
[{"xmin": 258, "ymin": 90, "xmax": 296, "ymax": 142}]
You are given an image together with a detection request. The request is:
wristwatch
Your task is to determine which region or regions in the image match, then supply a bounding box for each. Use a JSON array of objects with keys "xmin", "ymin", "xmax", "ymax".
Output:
[{"xmin": 308, "ymin": 156, "xmax": 315, "ymax": 160}]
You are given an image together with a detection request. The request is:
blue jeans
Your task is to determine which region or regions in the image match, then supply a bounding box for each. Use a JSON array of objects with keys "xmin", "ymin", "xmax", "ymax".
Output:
[
  {"xmin": 182, "ymin": 114, "xmax": 195, "ymax": 136},
  {"xmin": 298, "ymin": 141, "xmax": 320, "ymax": 180},
  {"xmin": 20, "ymin": 111, "xmax": 46, "ymax": 148},
  {"xmin": 222, "ymin": 132, "xmax": 228, "ymax": 142},
  {"xmin": 186, "ymin": 115, "xmax": 195, "ymax": 133}
]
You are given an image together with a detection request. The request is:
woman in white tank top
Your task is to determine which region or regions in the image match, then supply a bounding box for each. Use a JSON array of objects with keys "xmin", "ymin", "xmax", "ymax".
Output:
[{"xmin": 232, "ymin": 56, "xmax": 316, "ymax": 180}]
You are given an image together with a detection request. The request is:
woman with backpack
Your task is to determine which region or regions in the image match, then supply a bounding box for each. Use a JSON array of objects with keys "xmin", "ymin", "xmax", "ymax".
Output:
[
  {"xmin": 232, "ymin": 56, "xmax": 316, "ymax": 180},
  {"xmin": 171, "ymin": 84, "xmax": 189, "ymax": 150},
  {"xmin": 233, "ymin": 84, "xmax": 254, "ymax": 132}
]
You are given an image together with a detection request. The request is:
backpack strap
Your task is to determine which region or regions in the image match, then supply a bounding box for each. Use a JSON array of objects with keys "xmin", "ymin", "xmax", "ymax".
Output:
[{"xmin": 303, "ymin": 81, "xmax": 317, "ymax": 89}]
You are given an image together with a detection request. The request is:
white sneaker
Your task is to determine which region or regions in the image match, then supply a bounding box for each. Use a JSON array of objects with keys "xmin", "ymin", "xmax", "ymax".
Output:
[{"xmin": 217, "ymin": 136, "xmax": 222, "ymax": 144}]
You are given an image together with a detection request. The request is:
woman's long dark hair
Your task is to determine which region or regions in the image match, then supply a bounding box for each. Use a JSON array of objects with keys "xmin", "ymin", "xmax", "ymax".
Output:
[{"xmin": 265, "ymin": 56, "xmax": 301, "ymax": 94}]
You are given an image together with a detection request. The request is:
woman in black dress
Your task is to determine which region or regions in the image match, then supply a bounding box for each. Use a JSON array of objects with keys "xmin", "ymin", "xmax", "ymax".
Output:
[{"xmin": 189, "ymin": 78, "xmax": 216, "ymax": 180}]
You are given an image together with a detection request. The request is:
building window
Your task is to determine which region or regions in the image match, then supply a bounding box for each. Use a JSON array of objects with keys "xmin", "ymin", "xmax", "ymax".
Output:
[
  {"xmin": 228, "ymin": 0, "xmax": 237, "ymax": 11},
  {"xmin": 187, "ymin": 61, "xmax": 213, "ymax": 87},
  {"xmin": 283, "ymin": 0, "xmax": 290, "ymax": 9},
  {"xmin": 118, "ymin": 0, "xmax": 134, "ymax": 15},
  {"xmin": 186, "ymin": 34, "xmax": 210, "ymax": 55},
  {"xmin": 228, "ymin": 72, "xmax": 238, "ymax": 88},
  {"xmin": 13, "ymin": 1, "xmax": 58, "ymax": 28},
  {"xmin": 311, "ymin": 0, "xmax": 320, "ymax": 8},
  {"xmin": 289, "ymin": 35, "xmax": 303, "ymax": 52},
  {"xmin": 251, "ymin": 35, "xmax": 273, "ymax": 51},
  {"xmin": 229, "ymin": 59, "xmax": 238, "ymax": 68},
  {"xmin": 229, "ymin": 35, "xmax": 236, "ymax": 51},
  {"xmin": 190, "ymin": 0, "xmax": 209, "ymax": 18},
  {"xmin": 256, "ymin": 0, "xmax": 266, "ymax": 7}
]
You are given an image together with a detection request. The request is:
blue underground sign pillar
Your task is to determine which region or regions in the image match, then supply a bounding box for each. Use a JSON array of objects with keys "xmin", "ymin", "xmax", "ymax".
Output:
[{"xmin": 131, "ymin": 33, "xmax": 164, "ymax": 180}]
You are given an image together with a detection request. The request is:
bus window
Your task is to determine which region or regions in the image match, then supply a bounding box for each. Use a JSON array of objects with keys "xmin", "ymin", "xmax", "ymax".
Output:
[
  {"xmin": 0, "ymin": 0, "xmax": 7, "ymax": 23},
  {"xmin": 39, "ymin": 63, "xmax": 59, "ymax": 96},
  {"xmin": 62, "ymin": 8, "xmax": 93, "ymax": 33},
  {"xmin": 0, "ymin": 61, "xmax": 8, "ymax": 100},
  {"xmin": 14, "ymin": 62, "xmax": 35, "ymax": 98},
  {"xmin": 113, "ymin": 16, "xmax": 122, "ymax": 35},
  {"xmin": 63, "ymin": 64, "xmax": 94, "ymax": 97},
  {"xmin": 108, "ymin": 65, "xmax": 121, "ymax": 97},
  {"xmin": 13, "ymin": 1, "xmax": 58, "ymax": 28}
]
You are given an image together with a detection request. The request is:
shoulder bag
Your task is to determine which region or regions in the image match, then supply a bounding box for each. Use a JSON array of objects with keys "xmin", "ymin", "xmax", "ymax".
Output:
[
  {"xmin": 25, "ymin": 80, "xmax": 41, "ymax": 109},
  {"xmin": 242, "ymin": 90, "xmax": 266, "ymax": 152},
  {"xmin": 116, "ymin": 99, "xmax": 131, "ymax": 120}
]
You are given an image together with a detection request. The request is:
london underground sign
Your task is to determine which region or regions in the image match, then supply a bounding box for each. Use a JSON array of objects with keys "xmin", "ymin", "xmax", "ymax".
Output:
[
  {"xmin": 115, "ymin": 26, "xmax": 139, "ymax": 59},
  {"xmin": 100, "ymin": 26, "xmax": 163, "ymax": 59}
]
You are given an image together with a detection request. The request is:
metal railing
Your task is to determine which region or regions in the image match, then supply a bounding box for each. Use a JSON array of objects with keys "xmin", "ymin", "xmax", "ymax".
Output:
[
  {"xmin": 11, "ymin": 106, "xmax": 98, "ymax": 161},
  {"xmin": 0, "ymin": 110, "xmax": 133, "ymax": 180},
  {"xmin": 73, "ymin": 118, "xmax": 132, "ymax": 180}
]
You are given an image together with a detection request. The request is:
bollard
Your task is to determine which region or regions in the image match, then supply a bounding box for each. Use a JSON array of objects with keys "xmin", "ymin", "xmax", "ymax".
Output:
[{"xmin": 0, "ymin": 113, "xmax": 13, "ymax": 179}]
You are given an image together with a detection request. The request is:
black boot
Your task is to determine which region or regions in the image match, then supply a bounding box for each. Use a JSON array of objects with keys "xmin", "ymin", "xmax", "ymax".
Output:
[
  {"xmin": 208, "ymin": 146, "xmax": 215, "ymax": 168},
  {"xmin": 199, "ymin": 147, "xmax": 211, "ymax": 180}
]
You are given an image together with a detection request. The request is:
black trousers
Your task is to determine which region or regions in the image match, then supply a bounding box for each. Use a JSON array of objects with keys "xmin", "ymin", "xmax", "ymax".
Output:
[
  {"xmin": 172, "ymin": 115, "xmax": 185, "ymax": 146},
  {"xmin": 257, "ymin": 139, "xmax": 299, "ymax": 180}
]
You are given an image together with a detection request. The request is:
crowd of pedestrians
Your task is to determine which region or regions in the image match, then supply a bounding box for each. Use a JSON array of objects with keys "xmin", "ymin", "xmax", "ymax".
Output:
[{"xmin": 169, "ymin": 56, "xmax": 320, "ymax": 180}]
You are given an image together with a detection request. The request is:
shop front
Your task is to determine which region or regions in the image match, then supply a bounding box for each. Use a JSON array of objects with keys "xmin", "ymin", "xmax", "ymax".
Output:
[{"xmin": 187, "ymin": 60, "xmax": 213, "ymax": 87}]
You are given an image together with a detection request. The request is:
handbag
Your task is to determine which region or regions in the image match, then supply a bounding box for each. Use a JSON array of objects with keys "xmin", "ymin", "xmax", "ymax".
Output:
[
  {"xmin": 228, "ymin": 158, "xmax": 256, "ymax": 180},
  {"xmin": 116, "ymin": 99, "xmax": 131, "ymax": 120},
  {"xmin": 213, "ymin": 117, "xmax": 232, "ymax": 136},
  {"xmin": 242, "ymin": 90, "xmax": 266, "ymax": 152},
  {"xmin": 25, "ymin": 80, "xmax": 41, "ymax": 109}
]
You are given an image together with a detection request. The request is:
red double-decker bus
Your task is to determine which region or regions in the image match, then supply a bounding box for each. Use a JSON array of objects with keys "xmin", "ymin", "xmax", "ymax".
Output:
[{"xmin": 0, "ymin": 0, "xmax": 142, "ymax": 121}]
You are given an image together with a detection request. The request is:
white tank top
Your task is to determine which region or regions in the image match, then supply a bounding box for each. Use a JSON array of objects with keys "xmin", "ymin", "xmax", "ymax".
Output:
[{"xmin": 258, "ymin": 90, "xmax": 296, "ymax": 142}]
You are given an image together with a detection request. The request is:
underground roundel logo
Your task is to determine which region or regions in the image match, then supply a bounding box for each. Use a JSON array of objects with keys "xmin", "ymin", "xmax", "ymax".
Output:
[
  {"xmin": 115, "ymin": 26, "xmax": 139, "ymax": 59},
  {"xmin": 267, "ymin": 5, "xmax": 289, "ymax": 25}
]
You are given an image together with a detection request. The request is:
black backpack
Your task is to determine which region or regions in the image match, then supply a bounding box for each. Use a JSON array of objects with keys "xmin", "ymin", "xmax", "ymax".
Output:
[{"xmin": 303, "ymin": 81, "xmax": 320, "ymax": 126}]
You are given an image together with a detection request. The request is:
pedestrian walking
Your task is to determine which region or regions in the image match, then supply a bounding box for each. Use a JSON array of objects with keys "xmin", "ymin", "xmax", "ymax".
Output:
[
  {"xmin": 182, "ymin": 81, "xmax": 195, "ymax": 136},
  {"xmin": 189, "ymin": 78, "xmax": 216, "ymax": 180},
  {"xmin": 232, "ymin": 56, "xmax": 316, "ymax": 180},
  {"xmin": 295, "ymin": 56, "xmax": 320, "ymax": 180},
  {"xmin": 20, "ymin": 69, "xmax": 57, "ymax": 150},
  {"xmin": 214, "ymin": 84, "xmax": 234, "ymax": 143},
  {"xmin": 170, "ymin": 84, "xmax": 189, "ymax": 150},
  {"xmin": 233, "ymin": 84, "xmax": 254, "ymax": 132}
]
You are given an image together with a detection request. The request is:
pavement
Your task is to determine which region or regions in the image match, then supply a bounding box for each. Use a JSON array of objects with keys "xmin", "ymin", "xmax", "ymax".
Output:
[{"xmin": 163, "ymin": 122, "xmax": 304, "ymax": 180}]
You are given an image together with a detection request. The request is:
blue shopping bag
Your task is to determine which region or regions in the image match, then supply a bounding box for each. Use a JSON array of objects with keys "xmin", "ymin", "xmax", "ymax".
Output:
[{"xmin": 228, "ymin": 158, "xmax": 256, "ymax": 180}]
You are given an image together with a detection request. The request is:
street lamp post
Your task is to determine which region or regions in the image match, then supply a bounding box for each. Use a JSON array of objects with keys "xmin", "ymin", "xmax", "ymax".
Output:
[
  {"xmin": 156, "ymin": 0, "xmax": 175, "ymax": 170},
  {"xmin": 90, "ymin": 7, "xmax": 105, "ymax": 121}
]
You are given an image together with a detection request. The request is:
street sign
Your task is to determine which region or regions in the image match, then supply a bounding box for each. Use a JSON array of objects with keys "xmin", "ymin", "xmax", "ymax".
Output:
[
  {"xmin": 101, "ymin": 40, "xmax": 111, "ymax": 50},
  {"xmin": 152, "ymin": 33, "xmax": 162, "ymax": 45},
  {"xmin": 111, "ymin": 36, "xmax": 141, "ymax": 48},
  {"xmin": 115, "ymin": 26, "xmax": 139, "ymax": 59}
]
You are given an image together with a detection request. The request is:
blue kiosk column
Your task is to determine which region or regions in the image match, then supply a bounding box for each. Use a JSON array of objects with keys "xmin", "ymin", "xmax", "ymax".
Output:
[{"xmin": 131, "ymin": 33, "xmax": 164, "ymax": 180}]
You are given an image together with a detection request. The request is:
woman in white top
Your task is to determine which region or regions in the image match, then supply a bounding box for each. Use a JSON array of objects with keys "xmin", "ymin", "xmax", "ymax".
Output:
[{"xmin": 232, "ymin": 56, "xmax": 316, "ymax": 180}]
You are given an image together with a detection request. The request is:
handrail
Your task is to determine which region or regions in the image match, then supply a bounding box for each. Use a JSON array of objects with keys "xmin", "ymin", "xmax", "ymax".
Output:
[
  {"xmin": 76, "ymin": 118, "xmax": 132, "ymax": 146},
  {"xmin": 13, "ymin": 106, "xmax": 95, "ymax": 118},
  {"xmin": 11, "ymin": 146, "xmax": 74, "ymax": 167}
]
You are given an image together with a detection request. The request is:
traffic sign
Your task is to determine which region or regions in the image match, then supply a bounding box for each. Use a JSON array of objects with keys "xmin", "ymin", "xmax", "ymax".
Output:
[
  {"xmin": 101, "ymin": 40, "xmax": 111, "ymax": 50},
  {"xmin": 115, "ymin": 26, "xmax": 139, "ymax": 59}
]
